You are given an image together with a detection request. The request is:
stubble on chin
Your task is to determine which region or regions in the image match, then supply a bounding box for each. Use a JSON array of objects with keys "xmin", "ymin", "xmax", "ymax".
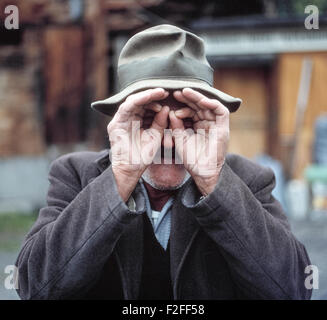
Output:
[{"xmin": 142, "ymin": 164, "xmax": 190, "ymax": 191}]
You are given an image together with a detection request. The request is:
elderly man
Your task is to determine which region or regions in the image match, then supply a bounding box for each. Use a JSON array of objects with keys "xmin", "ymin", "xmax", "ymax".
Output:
[{"xmin": 16, "ymin": 25, "xmax": 311, "ymax": 300}]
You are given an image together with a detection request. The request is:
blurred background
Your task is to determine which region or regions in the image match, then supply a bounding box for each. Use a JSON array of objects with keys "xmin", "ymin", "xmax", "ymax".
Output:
[{"xmin": 0, "ymin": 0, "xmax": 327, "ymax": 299}]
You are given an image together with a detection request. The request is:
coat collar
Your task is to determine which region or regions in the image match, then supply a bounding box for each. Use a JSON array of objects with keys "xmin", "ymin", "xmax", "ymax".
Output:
[
  {"xmin": 94, "ymin": 149, "xmax": 111, "ymax": 173},
  {"xmin": 93, "ymin": 149, "xmax": 200, "ymax": 299}
]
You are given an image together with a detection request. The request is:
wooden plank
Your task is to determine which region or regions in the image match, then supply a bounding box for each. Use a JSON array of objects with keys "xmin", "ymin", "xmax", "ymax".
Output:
[
  {"xmin": 43, "ymin": 26, "xmax": 85, "ymax": 144},
  {"xmin": 214, "ymin": 67, "xmax": 268, "ymax": 159},
  {"xmin": 277, "ymin": 52, "xmax": 327, "ymax": 178},
  {"xmin": 289, "ymin": 58, "xmax": 313, "ymax": 179}
]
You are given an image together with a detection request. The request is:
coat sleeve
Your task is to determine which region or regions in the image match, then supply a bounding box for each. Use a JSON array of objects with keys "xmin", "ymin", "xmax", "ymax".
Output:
[
  {"xmin": 15, "ymin": 155, "xmax": 144, "ymax": 300},
  {"xmin": 181, "ymin": 161, "xmax": 312, "ymax": 300}
]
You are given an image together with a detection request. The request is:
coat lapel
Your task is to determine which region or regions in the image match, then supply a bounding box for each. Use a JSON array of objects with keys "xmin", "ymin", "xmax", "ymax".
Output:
[
  {"xmin": 114, "ymin": 214, "xmax": 144, "ymax": 299},
  {"xmin": 94, "ymin": 149, "xmax": 144, "ymax": 300},
  {"xmin": 170, "ymin": 182, "xmax": 200, "ymax": 298}
]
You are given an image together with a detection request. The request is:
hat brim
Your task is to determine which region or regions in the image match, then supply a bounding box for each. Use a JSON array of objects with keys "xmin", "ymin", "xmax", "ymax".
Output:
[{"xmin": 91, "ymin": 78, "xmax": 242, "ymax": 116}]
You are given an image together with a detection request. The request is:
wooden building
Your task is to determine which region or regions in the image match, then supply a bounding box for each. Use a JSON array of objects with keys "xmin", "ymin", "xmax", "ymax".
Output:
[
  {"xmin": 0, "ymin": 0, "xmax": 162, "ymax": 157},
  {"xmin": 0, "ymin": 0, "xmax": 161, "ymax": 212},
  {"xmin": 0, "ymin": 0, "xmax": 326, "ymax": 176},
  {"xmin": 191, "ymin": 16, "xmax": 327, "ymax": 179}
]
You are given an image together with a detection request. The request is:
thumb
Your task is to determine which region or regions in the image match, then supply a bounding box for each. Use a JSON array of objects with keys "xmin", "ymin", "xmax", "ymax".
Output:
[{"xmin": 150, "ymin": 106, "xmax": 170, "ymax": 136}]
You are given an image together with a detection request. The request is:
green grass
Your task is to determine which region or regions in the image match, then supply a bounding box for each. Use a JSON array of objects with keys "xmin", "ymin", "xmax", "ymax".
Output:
[{"xmin": 0, "ymin": 212, "xmax": 38, "ymax": 252}]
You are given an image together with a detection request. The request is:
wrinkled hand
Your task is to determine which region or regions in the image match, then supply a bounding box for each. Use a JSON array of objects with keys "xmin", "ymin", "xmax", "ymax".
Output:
[
  {"xmin": 169, "ymin": 88, "xmax": 230, "ymax": 196},
  {"xmin": 107, "ymin": 88, "xmax": 169, "ymax": 201}
]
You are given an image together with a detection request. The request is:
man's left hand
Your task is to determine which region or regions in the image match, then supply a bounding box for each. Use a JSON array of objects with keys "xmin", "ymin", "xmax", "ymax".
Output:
[{"xmin": 169, "ymin": 88, "xmax": 230, "ymax": 196}]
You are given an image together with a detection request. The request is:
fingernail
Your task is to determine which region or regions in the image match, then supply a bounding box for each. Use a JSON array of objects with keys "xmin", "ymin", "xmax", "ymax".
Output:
[{"xmin": 175, "ymin": 110, "xmax": 183, "ymax": 116}]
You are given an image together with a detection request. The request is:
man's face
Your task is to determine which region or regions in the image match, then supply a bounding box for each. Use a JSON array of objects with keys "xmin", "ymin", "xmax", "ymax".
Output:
[{"xmin": 142, "ymin": 92, "xmax": 193, "ymax": 190}]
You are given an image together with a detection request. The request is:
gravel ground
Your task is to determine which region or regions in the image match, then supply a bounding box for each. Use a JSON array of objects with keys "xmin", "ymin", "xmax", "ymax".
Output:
[{"xmin": 0, "ymin": 217, "xmax": 326, "ymax": 300}]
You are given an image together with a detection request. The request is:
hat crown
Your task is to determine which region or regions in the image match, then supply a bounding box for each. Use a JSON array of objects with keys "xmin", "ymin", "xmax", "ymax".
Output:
[
  {"xmin": 119, "ymin": 24, "xmax": 210, "ymax": 67},
  {"xmin": 117, "ymin": 25, "xmax": 213, "ymax": 90},
  {"xmin": 90, "ymin": 24, "xmax": 241, "ymax": 116}
]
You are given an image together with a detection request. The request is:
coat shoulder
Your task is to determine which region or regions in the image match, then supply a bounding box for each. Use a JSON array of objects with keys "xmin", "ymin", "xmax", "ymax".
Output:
[
  {"xmin": 54, "ymin": 149, "xmax": 107, "ymax": 165},
  {"xmin": 49, "ymin": 149, "xmax": 109, "ymax": 186},
  {"xmin": 225, "ymin": 153, "xmax": 274, "ymax": 188}
]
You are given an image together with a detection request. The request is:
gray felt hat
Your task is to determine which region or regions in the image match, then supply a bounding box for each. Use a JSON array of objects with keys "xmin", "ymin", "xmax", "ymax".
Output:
[{"xmin": 91, "ymin": 24, "xmax": 242, "ymax": 116}]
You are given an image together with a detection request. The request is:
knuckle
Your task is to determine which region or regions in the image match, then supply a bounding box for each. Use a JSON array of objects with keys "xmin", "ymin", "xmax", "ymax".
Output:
[
  {"xmin": 221, "ymin": 129, "xmax": 230, "ymax": 140},
  {"xmin": 124, "ymin": 95, "xmax": 133, "ymax": 103},
  {"xmin": 224, "ymin": 106, "xmax": 230, "ymax": 116},
  {"xmin": 210, "ymin": 98, "xmax": 219, "ymax": 105},
  {"xmin": 212, "ymin": 99, "xmax": 229, "ymax": 114},
  {"xmin": 118, "ymin": 101, "xmax": 128, "ymax": 111},
  {"xmin": 107, "ymin": 116, "xmax": 120, "ymax": 132},
  {"xmin": 107, "ymin": 122, "xmax": 113, "ymax": 132}
]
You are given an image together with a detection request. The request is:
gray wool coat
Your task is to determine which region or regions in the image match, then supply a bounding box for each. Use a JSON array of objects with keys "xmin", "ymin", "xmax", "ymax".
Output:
[{"xmin": 15, "ymin": 149, "xmax": 312, "ymax": 300}]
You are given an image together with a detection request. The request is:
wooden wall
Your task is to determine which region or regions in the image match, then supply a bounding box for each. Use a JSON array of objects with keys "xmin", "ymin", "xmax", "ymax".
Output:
[
  {"xmin": 43, "ymin": 26, "xmax": 85, "ymax": 144},
  {"xmin": 214, "ymin": 67, "xmax": 269, "ymax": 160},
  {"xmin": 214, "ymin": 53, "xmax": 327, "ymax": 179},
  {"xmin": 277, "ymin": 52, "xmax": 327, "ymax": 178}
]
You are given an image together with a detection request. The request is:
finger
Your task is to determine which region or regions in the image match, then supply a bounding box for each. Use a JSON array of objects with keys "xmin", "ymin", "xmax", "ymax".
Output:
[
  {"xmin": 127, "ymin": 88, "xmax": 168, "ymax": 108},
  {"xmin": 174, "ymin": 107, "xmax": 199, "ymax": 129},
  {"xmin": 168, "ymin": 111, "xmax": 187, "ymax": 157},
  {"xmin": 174, "ymin": 107, "xmax": 200, "ymax": 122},
  {"xmin": 174, "ymin": 107, "xmax": 196, "ymax": 119},
  {"xmin": 194, "ymin": 120, "xmax": 214, "ymax": 132},
  {"xmin": 114, "ymin": 88, "xmax": 168, "ymax": 123},
  {"xmin": 150, "ymin": 106, "xmax": 170, "ymax": 133},
  {"xmin": 169, "ymin": 110, "xmax": 184, "ymax": 130},
  {"xmin": 174, "ymin": 90, "xmax": 206, "ymax": 120},
  {"xmin": 120, "ymin": 88, "xmax": 168, "ymax": 116},
  {"xmin": 173, "ymin": 90, "xmax": 201, "ymax": 112},
  {"xmin": 141, "ymin": 103, "xmax": 163, "ymax": 128},
  {"xmin": 144, "ymin": 102, "xmax": 162, "ymax": 113},
  {"xmin": 182, "ymin": 88, "xmax": 229, "ymax": 116}
]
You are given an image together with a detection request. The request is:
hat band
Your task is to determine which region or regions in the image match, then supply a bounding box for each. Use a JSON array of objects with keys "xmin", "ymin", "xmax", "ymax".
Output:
[{"xmin": 118, "ymin": 55, "xmax": 213, "ymax": 90}]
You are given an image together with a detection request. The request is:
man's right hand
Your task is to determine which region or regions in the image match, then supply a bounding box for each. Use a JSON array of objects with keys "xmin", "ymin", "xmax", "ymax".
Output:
[{"xmin": 107, "ymin": 88, "xmax": 169, "ymax": 202}]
